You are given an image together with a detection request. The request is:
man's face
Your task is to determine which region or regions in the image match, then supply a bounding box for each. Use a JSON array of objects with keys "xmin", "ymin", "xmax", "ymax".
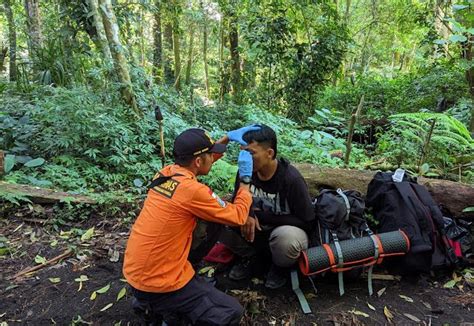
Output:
[{"xmin": 244, "ymin": 141, "xmax": 274, "ymax": 172}]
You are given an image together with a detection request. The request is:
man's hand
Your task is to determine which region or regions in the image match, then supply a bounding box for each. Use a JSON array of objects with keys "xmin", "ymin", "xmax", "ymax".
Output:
[
  {"xmin": 227, "ymin": 124, "xmax": 261, "ymax": 145},
  {"xmin": 238, "ymin": 150, "xmax": 253, "ymax": 178},
  {"xmin": 241, "ymin": 216, "xmax": 261, "ymax": 242}
]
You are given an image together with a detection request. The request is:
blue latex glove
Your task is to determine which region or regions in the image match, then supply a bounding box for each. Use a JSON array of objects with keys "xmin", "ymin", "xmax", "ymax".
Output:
[
  {"xmin": 238, "ymin": 150, "xmax": 253, "ymax": 177},
  {"xmin": 227, "ymin": 124, "xmax": 261, "ymax": 145}
]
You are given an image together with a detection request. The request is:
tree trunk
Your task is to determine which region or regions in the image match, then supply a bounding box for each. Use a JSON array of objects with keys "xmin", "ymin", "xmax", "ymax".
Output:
[
  {"xmin": 294, "ymin": 164, "xmax": 474, "ymax": 218},
  {"xmin": 153, "ymin": 0, "xmax": 163, "ymax": 83},
  {"xmin": 465, "ymin": 37, "xmax": 474, "ymax": 134},
  {"xmin": 344, "ymin": 0, "xmax": 351, "ymax": 23},
  {"xmin": 99, "ymin": 0, "xmax": 139, "ymax": 115},
  {"xmin": 172, "ymin": 16, "xmax": 181, "ymax": 91},
  {"xmin": 163, "ymin": 23, "xmax": 174, "ymax": 84},
  {"xmin": 24, "ymin": 0, "xmax": 43, "ymax": 67},
  {"xmin": 433, "ymin": 0, "xmax": 450, "ymax": 57},
  {"xmin": 138, "ymin": 9, "xmax": 145, "ymax": 66},
  {"xmin": 201, "ymin": 1, "xmax": 210, "ymax": 98},
  {"xmin": 184, "ymin": 27, "xmax": 195, "ymax": 85},
  {"xmin": 0, "ymin": 45, "xmax": 7, "ymax": 73},
  {"xmin": 123, "ymin": 15, "xmax": 136, "ymax": 64},
  {"xmin": 87, "ymin": 0, "xmax": 112, "ymax": 61},
  {"xmin": 219, "ymin": 18, "xmax": 230, "ymax": 102},
  {"xmin": 4, "ymin": 0, "xmax": 17, "ymax": 81},
  {"xmin": 228, "ymin": 10, "xmax": 240, "ymax": 102}
]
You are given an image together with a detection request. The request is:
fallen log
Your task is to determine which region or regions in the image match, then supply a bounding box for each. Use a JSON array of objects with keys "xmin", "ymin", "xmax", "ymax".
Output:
[
  {"xmin": 0, "ymin": 181, "xmax": 96, "ymax": 205},
  {"xmin": 294, "ymin": 164, "xmax": 474, "ymax": 218}
]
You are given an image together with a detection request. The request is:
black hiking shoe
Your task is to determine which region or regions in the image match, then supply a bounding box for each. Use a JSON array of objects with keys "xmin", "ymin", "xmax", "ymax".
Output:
[
  {"xmin": 265, "ymin": 264, "xmax": 287, "ymax": 289},
  {"xmin": 229, "ymin": 256, "xmax": 254, "ymax": 281}
]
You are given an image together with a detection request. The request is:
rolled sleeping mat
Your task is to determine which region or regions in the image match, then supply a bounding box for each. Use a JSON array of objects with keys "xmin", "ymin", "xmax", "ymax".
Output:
[{"xmin": 300, "ymin": 230, "xmax": 410, "ymax": 276}]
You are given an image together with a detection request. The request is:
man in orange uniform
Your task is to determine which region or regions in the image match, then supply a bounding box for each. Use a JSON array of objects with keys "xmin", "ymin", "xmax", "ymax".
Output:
[{"xmin": 123, "ymin": 127, "xmax": 257, "ymax": 325}]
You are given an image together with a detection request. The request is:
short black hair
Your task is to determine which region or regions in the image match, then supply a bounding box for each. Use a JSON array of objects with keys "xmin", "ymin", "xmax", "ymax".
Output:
[
  {"xmin": 174, "ymin": 152, "xmax": 211, "ymax": 167},
  {"xmin": 174, "ymin": 155, "xmax": 194, "ymax": 167},
  {"xmin": 243, "ymin": 124, "xmax": 278, "ymax": 159}
]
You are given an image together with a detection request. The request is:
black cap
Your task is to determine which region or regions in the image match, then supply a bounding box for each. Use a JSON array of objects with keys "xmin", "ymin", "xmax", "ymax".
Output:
[{"xmin": 173, "ymin": 128, "xmax": 226, "ymax": 158}]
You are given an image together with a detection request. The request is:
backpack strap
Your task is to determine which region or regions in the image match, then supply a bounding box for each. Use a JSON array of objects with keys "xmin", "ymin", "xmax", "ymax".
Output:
[
  {"xmin": 336, "ymin": 188, "xmax": 351, "ymax": 221},
  {"xmin": 148, "ymin": 173, "xmax": 184, "ymax": 189},
  {"xmin": 331, "ymin": 231, "xmax": 345, "ymax": 296},
  {"xmin": 291, "ymin": 270, "xmax": 312, "ymax": 314}
]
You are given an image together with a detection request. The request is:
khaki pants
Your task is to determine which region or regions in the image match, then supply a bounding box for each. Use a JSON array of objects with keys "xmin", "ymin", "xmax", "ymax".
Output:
[{"xmin": 220, "ymin": 224, "xmax": 309, "ymax": 268}]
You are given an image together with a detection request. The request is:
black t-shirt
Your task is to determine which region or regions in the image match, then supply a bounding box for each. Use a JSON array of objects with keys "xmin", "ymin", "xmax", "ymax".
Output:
[{"xmin": 234, "ymin": 158, "xmax": 315, "ymax": 232}]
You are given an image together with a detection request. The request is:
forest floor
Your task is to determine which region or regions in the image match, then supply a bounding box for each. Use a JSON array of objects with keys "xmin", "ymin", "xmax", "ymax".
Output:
[{"xmin": 1, "ymin": 206, "xmax": 473, "ymax": 326}]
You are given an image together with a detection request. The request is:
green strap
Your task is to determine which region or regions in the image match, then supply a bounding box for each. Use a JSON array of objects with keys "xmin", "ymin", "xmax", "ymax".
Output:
[
  {"xmin": 336, "ymin": 188, "xmax": 351, "ymax": 221},
  {"xmin": 367, "ymin": 266, "xmax": 374, "ymax": 296},
  {"xmin": 291, "ymin": 270, "xmax": 312, "ymax": 314},
  {"xmin": 332, "ymin": 232, "xmax": 345, "ymax": 296},
  {"xmin": 368, "ymin": 233, "xmax": 379, "ymax": 296}
]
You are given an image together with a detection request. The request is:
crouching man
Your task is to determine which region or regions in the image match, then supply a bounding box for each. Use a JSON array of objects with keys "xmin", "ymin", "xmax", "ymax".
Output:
[
  {"xmin": 220, "ymin": 125, "xmax": 315, "ymax": 289},
  {"xmin": 123, "ymin": 127, "xmax": 257, "ymax": 325}
]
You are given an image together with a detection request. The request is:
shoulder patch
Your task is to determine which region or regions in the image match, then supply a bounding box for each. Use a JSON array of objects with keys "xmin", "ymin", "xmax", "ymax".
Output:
[
  {"xmin": 211, "ymin": 192, "xmax": 227, "ymax": 208},
  {"xmin": 152, "ymin": 178, "xmax": 180, "ymax": 198}
]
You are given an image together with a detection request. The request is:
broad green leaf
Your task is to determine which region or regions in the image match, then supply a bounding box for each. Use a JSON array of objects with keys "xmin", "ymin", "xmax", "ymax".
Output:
[
  {"xmin": 5, "ymin": 154, "xmax": 15, "ymax": 173},
  {"xmin": 133, "ymin": 178, "xmax": 144, "ymax": 187},
  {"xmin": 81, "ymin": 227, "xmax": 95, "ymax": 241},
  {"xmin": 35, "ymin": 255, "xmax": 47, "ymax": 264},
  {"xmin": 0, "ymin": 248, "xmax": 10, "ymax": 256},
  {"xmin": 100, "ymin": 303, "xmax": 113, "ymax": 312},
  {"xmin": 96, "ymin": 284, "xmax": 110, "ymax": 294},
  {"xmin": 449, "ymin": 34, "xmax": 467, "ymax": 43},
  {"xmin": 433, "ymin": 39, "xmax": 447, "ymax": 45},
  {"xmin": 462, "ymin": 207, "xmax": 474, "ymax": 213},
  {"xmin": 452, "ymin": 4, "xmax": 469, "ymax": 10},
  {"xmin": 117, "ymin": 287, "xmax": 127, "ymax": 301},
  {"xmin": 443, "ymin": 280, "xmax": 456, "ymax": 288},
  {"xmin": 420, "ymin": 163, "xmax": 429, "ymax": 175},
  {"xmin": 24, "ymin": 158, "xmax": 45, "ymax": 168},
  {"xmin": 90, "ymin": 291, "xmax": 97, "ymax": 300},
  {"xmin": 49, "ymin": 278, "xmax": 61, "ymax": 283},
  {"xmin": 50, "ymin": 240, "xmax": 58, "ymax": 247},
  {"xmin": 467, "ymin": 28, "xmax": 474, "ymax": 35},
  {"xmin": 15, "ymin": 155, "xmax": 32, "ymax": 164}
]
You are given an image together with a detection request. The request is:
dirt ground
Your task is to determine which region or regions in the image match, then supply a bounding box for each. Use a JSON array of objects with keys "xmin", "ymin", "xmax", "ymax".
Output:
[{"xmin": 1, "ymin": 206, "xmax": 473, "ymax": 326}]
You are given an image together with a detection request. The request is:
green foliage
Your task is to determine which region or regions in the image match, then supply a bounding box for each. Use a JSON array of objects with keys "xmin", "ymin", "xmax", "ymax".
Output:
[
  {"xmin": 376, "ymin": 112, "xmax": 474, "ymax": 180},
  {"xmin": 240, "ymin": 0, "xmax": 349, "ymax": 120},
  {"xmin": 316, "ymin": 65, "xmax": 469, "ymax": 119}
]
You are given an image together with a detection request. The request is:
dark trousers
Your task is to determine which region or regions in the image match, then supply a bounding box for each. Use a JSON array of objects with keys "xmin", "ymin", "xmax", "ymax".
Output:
[{"xmin": 132, "ymin": 276, "xmax": 243, "ymax": 326}]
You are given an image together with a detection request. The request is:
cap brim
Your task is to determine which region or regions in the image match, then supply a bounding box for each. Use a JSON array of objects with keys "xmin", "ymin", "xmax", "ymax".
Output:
[{"xmin": 209, "ymin": 143, "xmax": 227, "ymax": 154}]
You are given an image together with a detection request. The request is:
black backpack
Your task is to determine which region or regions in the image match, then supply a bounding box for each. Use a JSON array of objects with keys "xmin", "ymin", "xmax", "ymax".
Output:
[
  {"xmin": 313, "ymin": 188, "xmax": 373, "ymax": 295},
  {"xmin": 314, "ymin": 188, "xmax": 370, "ymax": 245},
  {"xmin": 366, "ymin": 170, "xmax": 457, "ymax": 275}
]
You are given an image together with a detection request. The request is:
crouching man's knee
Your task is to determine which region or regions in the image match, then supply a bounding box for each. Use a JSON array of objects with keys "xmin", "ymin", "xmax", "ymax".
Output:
[{"xmin": 269, "ymin": 225, "xmax": 308, "ymax": 267}]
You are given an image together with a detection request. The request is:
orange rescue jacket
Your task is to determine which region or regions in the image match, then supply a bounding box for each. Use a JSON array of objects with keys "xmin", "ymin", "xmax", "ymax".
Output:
[{"xmin": 123, "ymin": 164, "xmax": 252, "ymax": 293}]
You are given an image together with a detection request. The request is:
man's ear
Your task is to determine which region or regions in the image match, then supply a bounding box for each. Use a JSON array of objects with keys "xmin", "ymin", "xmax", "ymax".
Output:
[
  {"xmin": 194, "ymin": 156, "xmax": 202, "ymax": 168},
  {"xmin": 267, "ymin": 148, "xmax": 275, "ymax": 159}
]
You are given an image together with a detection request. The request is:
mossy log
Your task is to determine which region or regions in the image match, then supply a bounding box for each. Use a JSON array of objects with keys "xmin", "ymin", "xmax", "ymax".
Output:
[
  {"xmin": 294, "ymin": 164, "xmax": 474, "ymax": 218},
  {"xmin": 0, "ymin": 181, "xmax": 96, "ymax": 204}
]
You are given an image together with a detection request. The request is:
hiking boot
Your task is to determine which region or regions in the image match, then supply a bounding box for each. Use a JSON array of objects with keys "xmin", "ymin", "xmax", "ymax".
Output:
[
  {"xmin": 229, "ymin": 257, "xmax": 254, "ymax": 281},
  {"xmin": 265, "ymin": 264, "xmax": 287, "ymax": 289}
]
